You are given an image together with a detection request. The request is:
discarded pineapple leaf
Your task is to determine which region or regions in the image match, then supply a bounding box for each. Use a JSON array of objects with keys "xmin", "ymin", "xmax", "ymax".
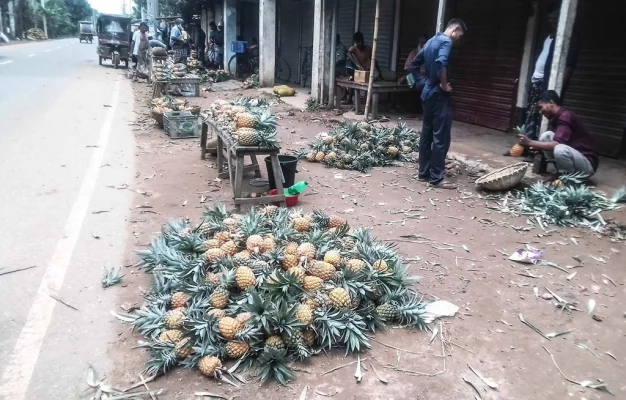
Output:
[
  {"xmin": 102, "ymin": 267, "xmax": 125, "ymax": 288},
  {"xmin": 570, "ymin": 237, "xmax": 578, "ymax": 245},
  {"xmin": 108, "ymin": 390, "xmax": 162, "ymax": 400},
  {"xmin": 86, "ymin": 365, "xmax": 98, "ymax": 388},
  {"xmin": 110, "ymin": 311, "xmax": 136, "ymax": 323},
  {"xmin": 462, "ymin": 244, "xmax": 469, "ymax": 252},
  {"xmin": 429, "ymin": 327, "xmax": 439, "ymax": 344},
  {"xmin": 605, "ymin": 352, "xmax": 617, "ymax": 361},
  {"xmin": 467, "ymin": 364, "xmax": 498, "ymax": 390},
  {"xmin": 194, "ymin": 393, "xmax": 230, "ymax": 400},
  {"xmin": 587, "ymin": 299, "xmax": 596, "ymax": 315},
  {"xmin": 354, "ymin": 355, "xmax": 362, "ymax": 383},
  {"xmin": 533, "ymin": 287, "xmax": 539, "ymax": 297},
  {"xmin": 566, "ymin": 272, "xmax": 577, "ymax": 281},
  {"xmin": 299, "ymin": 386, "xmax": 308, "ymax": 400},
  {"xmin": 546, "ymin": 330, "xmax": 573, "ymax": 338},
  {"xmin": 519, "ymin": 313, "xmax": 550, "ymax": 340},
  {"xmin": 543, "ymin": 346, "xmax": 615, "ymax": 395},
  {"xmin": 602, "ymin": 274, "xmax": 617, "ymax": 287}
]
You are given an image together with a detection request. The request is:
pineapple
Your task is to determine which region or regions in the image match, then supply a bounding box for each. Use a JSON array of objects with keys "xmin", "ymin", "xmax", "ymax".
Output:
[
  {"xmin": 237, "ymin": 128, "xmax": 260, "ymax": 146},
  {"xmin": 295, "ymin": 304, "xmax": 313, "ymax": 325},
  {"xmin": 264, "ymin": 205, "xmax": 279, "ymax": 218},
  {"xmin": 387, "ymin": 146, "xmax": 399, "ymax": 157},
  {"xmin": 170, "ymin": 292, "xmax": 189, "ymax": 309},
  {"xmin": 164, "ymin": 309, "xmax": 185, "ymax": 329},
  {"xmin": 302, "ymin": 297, "xmax": 317, "ymax": 312},
  {"xmin": 265, "ymin": 335, "xmax": 286, "ymax": 351},
  {"xmin": 159, "ymin": 329, "xmax": 184, "ymax": 343},
  {"xmin": 347, "ymin": 258, "xmax": 366, "ymax": 273},
  {"xmin": 282, "ymin": 253, "xmax": 299, "ymax": 270},
  {"xmin": 235, "ymin": 112, "xmax": 257, "ymax": 129},
  {"xmin": 225, "ymin": 341, "xmax": 249, "ymax": 359},
  {"xmin": 246, "ymin": 234, "xmax": 264, "ymax": 253},
  {"xmin": 329, "ymin": 215, "xmax": 347, "ymax": 228},
  {"xmin": 235, "ymin": 266, "xmax": 256, "ymax": 290},
  {"xmin": 204, "ymin": 239, "xmax": 221, "ymax": 249},
  {"xmin": 214, "ymin": 231, "xmax": 231, "ymax": 245},
  {"xmin": 328, "ymin": 288, "xmax": 351, "ymax": 308},
  {"xmin": 510, "ymin": 124, "xmax": 530, "ymax": 157},
  {"xmin": 282, "ymin": 329, "xmax": 304, "ymax": 349},
  {"xmin": 207, "ymin": 308, "xmax": 226, "ymax": 318},
  {"xmin": 375, "ymin": 302, "xmax": 398, "ymax": 321},
  {"xmin": 313, "ymin": 291, "xmax": 332, "ymax": 309},
  {"xmin": 373, "ymin": 259, "xmax": 390, "ymax": 273},
  {"xmin": 315, "ymin": 152, "xmax": 325, "ymax": 162},
  {"xmin": 209, "ymin": 286, "xmax": 229, "ymax": 309},
  {"xmin": 261, "ymin": 237, "xmax": 276, "ymax": 253},
  {"xmin": 204, "ymin": 248, "xmax": 227, "ymax": 263},
  {"xmin": 287, "ymin": 266, "xmax": 305, "ymax": 283},
  {"xmin": 324, "ymin": 152, "xmax": 337, "ymax": 163},
  {"xmin": 302, "ymin": 329, "xmax": 316, "ymax": 347},
  {"xmin": 235, "ymin": 312, "xmax": 253, "ymax": 324},
  {"xmin": 323, "ymin": 250, "xmax": 341, "ymax": 267},
  {"xmin": 307, "ymin": 261, "xmax": 336, "ymax": 281},
  {"xmin": 198, "ymin": 356, "xmax": 222, "ymax": 377},
  {"xmin": 174, "ymin": 337, "xmax": 193, "ymax": 359},
  {"xmin": 205, "ymin": 272, "xmax": 221, "ymax": 285},
  {"xmin": 284, "ymin": 242, "xmax": 299, "ymax": 255},
  {"xmin": 223, "ymin": 217, "xmax": 239, "ymax": 231},
  {"xmin": 218, "ymin": 316, "xmax": 242, "ymax": 340},
  {"xmin": 297, "ymin": 242, "xmax": 316, "ymax": 261},
  {"xmin": 401, "ymin": 145, "xmax": 412, "ymax": 154},
  {"xmin": 305, "ymin": 152, "xmax": 316, "ymax": 162},
  {"xmin": 293, "ymin": 217, "xmax": 311, "ymax": 232},
  {"xmin": 233, "ymin": 250, "xmax": 251, "ymax": 267},
  {"xmin": 220, "ymin": 240, "xmax": 238, "ymax": 256},
  {"xmin": 303, "ymin": 276, "xmax": 323, "ymax": 291}
]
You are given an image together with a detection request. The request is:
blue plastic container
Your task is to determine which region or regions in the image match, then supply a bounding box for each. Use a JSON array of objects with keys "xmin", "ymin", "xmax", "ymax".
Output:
[{"xmin": 230, "ymin": 41, "xmax": 248, "ymax": 54}]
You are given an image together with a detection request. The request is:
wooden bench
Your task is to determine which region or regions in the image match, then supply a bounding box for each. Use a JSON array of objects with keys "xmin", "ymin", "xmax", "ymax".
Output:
[
  {"xmin": 202, "ymin": 119, "xmax": 287, "ymax": 209},
  {"xmin": 335, "ymin": 77, "xmax": 415, "ymax": 119}
]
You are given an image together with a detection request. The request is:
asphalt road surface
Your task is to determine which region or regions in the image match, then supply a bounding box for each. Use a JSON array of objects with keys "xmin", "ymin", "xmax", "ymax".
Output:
[{"xmin": 0, "ymin": 38, "xmax": 135, "ymax": 400}]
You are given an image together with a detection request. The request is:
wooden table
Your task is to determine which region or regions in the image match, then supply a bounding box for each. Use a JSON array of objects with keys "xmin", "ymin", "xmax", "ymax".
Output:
[
  {"xmin": 335, "ymin": 77, "xmax": 414, "ymax": 119},
  {"xmin": 202, "ymin": 119, "xmax": 287, "ymax": 208}
]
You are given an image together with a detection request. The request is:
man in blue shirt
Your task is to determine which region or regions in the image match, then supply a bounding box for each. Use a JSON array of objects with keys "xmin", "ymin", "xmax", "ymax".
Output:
[
  {"xmin": 169, "ymin": 18, "xmax": 184, "ymax": 62},
  {"xmin": 409, "ymin": 19, "xmax": 466, "ymax": 189}
]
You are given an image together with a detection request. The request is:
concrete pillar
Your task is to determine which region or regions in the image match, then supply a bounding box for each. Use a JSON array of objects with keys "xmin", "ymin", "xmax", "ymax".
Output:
[
  {"xmin": 311, "ymin": 0, "xmax": 324, "ymax": 99},
  {"xmin": 9, "ymin": 0, "xmax": 16, "ymax": 35},
  {"xmin": 328, "ymin": 0, "xmax": 339, "ymax": 107},
  {"xmin": 436, "ymin": 0, "xmax": 447, "ymax": 32},
  {"xmin": 541, "ymin": 0, "xmax": 578, "ymax": 132},
  {"xmin": 514, "ymin": 1, "xmax": 539, "ymax": 125},
  {"xmin": 390, "ymin": 0, "xmax": 401, "ymax": 72},
  {"xmin": 259, "ymin": 0, "xmax": 276, "ymax": 87},
  {"xmin": 322, "ymin": 0, "xmax": 332, "ymax": 101},
  {"xmin": 146, "ymin": 0, "xmax": 158, "ymax": 19},
  {"xmin": 224, "ymin": 0, "xmax": 237, "ymax": 73}
]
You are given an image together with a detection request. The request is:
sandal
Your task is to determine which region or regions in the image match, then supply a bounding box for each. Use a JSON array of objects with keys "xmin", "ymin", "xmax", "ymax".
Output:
[{"xmin": 428, "ymin": 181, "xmax": 457, "ymax": 189}]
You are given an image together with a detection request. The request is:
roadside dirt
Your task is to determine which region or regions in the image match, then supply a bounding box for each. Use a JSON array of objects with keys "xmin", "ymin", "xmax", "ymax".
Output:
[{"xmin": 108, "ymin": 80, "xmax": 626, "ymax": 400}]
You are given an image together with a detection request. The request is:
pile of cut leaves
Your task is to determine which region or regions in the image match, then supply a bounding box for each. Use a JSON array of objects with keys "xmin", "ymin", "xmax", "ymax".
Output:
[
  {"xmin": 503, "ymin": 173, "xmax": 625, "ymax": 232},
  {"xmin": 117, "ymin": 203, "xmax": 429, "ymax": 385},
  {"xmin": 295, "ymin": 122, "xmax": 420, "ymax": 172}
]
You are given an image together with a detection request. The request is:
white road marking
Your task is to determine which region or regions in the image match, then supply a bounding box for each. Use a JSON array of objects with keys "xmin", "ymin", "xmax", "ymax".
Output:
[
  {"xmin": 28, "ymin": 54, "xmax": 35, "ymax": 57},
  {"xmin": 0, "ymin": 60, "xmax": 13, "ymax": 65},
  {"xmin": 0, "ymin": 80, "xmax": 122, "ymax": 400}
]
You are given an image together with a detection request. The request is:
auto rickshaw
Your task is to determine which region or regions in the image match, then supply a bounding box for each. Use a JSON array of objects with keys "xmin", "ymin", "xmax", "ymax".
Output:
[
  {"xmin": 78, "ymin": 21, "xmax": 94, "ymax": 43},
  {"xmin": 96, "ymin": 13, "xmax": 131, "ymax": 69}
]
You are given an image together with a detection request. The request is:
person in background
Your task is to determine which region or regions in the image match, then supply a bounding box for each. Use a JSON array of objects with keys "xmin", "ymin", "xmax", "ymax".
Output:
[
  {"xmin": 131, "ymin": 22, "xmax": 151, "ymax": 80},
  {"xmin": 182, "ymin": 25, "xmax": 192, "ymax": 62},
  {"xmin": 197, "ymin": 27, "xmax": 207, "ymax": 66},
  {"xmin": 505, "ymin": 0, "xmax": 580, "ymax": 156},
  {"xmin": 169, "ymin": 18, "xmax": 185, "ymax": 62},
  {"xmin": 158, "ymin": 20, "xmax": 169, "ymax": 48},
  {"xmin": 517, "ymin": 90, "xmax": 597, "ymax": 177},
  {"xmin": 404, "ymin": 34, "xmax": 428, "ymax": 74},
  {"xmin": 334, "ymin": 34, "xmax": 349, "ymax": 103},
  {"xmin": 130, "ymin": 24, "xmax": 138, "ymax": 68},
  {"xmin": 207, "ymin": 21, "xmax": 224, "ymax": 69},
  {"xmin": 345, "ymin": 32, "xmax": 384, "ymax": 109},
  {"xmin": 409, "ymin": 19, "xmax": 467, "ymax": 189}
]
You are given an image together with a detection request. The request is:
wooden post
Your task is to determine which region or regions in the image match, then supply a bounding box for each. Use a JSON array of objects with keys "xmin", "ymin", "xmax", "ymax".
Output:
[
  {"xmin": 328, "ymin": 0, "xmax": 339, "ymax": 107},
  {"xmin": 363, "ymin": 0, "xmax": 380, "ymax": 121}
]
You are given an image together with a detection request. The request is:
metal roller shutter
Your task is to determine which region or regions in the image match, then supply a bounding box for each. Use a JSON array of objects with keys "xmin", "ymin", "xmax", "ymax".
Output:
[
  {"xmin": 397, "ymin": 0, "xmax": 438, "ymax": 70},
  {"xmin": 337, "ymin": 0, "xmax": 356, "ymax": 47},
  {"xmin": 562, "ymin": 0, "xmax": 626, "ymax": 157},
  {"xmin": 279, "ymin": 0, "xmax": 301, "ymax": 83},
  {"xmin": 239, "ymin": 1, "xmax": 259, "ymax": 43},
  {"xmin": 447, "ymin": 0, "xmax": 527, "ymax": 131},
  {"xmin": 359, "ymin": 0, "xmax": 395, "ymax": 71}
]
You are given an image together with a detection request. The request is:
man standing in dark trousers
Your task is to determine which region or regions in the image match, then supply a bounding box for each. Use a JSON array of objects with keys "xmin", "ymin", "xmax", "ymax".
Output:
[{"xmin": 409, "ymin": 19, "xmax": 467, "ymax": 189}]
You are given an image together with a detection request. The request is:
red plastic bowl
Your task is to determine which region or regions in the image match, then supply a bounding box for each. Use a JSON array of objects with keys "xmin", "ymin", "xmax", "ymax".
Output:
[{"xmin": 269, "ymin": 189, "xmax": 299, "ymax": 207}]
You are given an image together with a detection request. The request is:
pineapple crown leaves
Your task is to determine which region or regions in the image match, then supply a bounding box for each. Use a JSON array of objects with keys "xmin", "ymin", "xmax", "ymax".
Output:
[
  {"xmin": 182, "ymin": 341, "xmax": 226, "ymax": 369},
  {"xmin": 186, "ymin": 312, "xmax": 220, "ymax": 344},
  {"xmin": 261, "ymin": 270, "xmax": 305, "ymax": 302},
  {"xmin": 237, "ymin": 208, "xmax": 270, "ymax": 238},
  {"xmin": 287, "ymin": 342, "xmax": 313, "ymax": 362},
  {"xmin": 135, "ymin": 236, "xmax": 171, "ymax": 273},
  {"xmin": 256, "ymin": 347, "xmax": 295, "ymax": 386},
  {"xmin": 337, "ymin": 267, "xmax": 375, "ymax": 300},
  {"xmin": 132, "ymin": 304, "xmax": 167, "ymax": 337},
  {"xmin": 313, "ymin": 309, "xmax": 370, "ymax": 355},
  {"xmin": 142, "ymin": 340, "xmax": 179, "ymax": 378},
  {"xmin": 234, "ymin": 324, "xmax": 263, "ymax": 343},
  {"xmin": 356, "ymin": 300, "xmax": 386, "ymax": 332},
  {"xmin": 102, "ymin": 266, "xmax": 125, "ymax": 288},
  {"xmin": 393, "ymin": 294, "xmax": 428, "ymax": 331},
  {"xmin": 266, "ymin": 300, "xmax": 306, "ymax": 336},
  {"xmin": 261, "ymin": 246, "xmax": 285, "ymax": 269},
  {"xmin": 241, "ymin": 292, "xmax": 276, "ymax": 333},
  {"xmin": 170, "ymin": 256, "xmax": 207, "ymax": 284}
]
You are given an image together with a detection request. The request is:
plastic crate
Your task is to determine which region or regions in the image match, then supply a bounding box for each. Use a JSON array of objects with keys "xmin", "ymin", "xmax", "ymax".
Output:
[
  {"xmin": 163, "ymin": 111, "xmax": 199, "ymax": 139},
  {"xmin": 230, "ymin": 40, "xmax": 248, "ymax": 54}
]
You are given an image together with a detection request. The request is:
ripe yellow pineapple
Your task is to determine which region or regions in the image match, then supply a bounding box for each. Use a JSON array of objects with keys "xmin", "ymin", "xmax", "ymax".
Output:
[
  {"xmin": 265, "ymin": 335, "xmax": 286, "ymax": 351},
  {"xmin": 237, "ymin": 128, "xmax": 260, "ymax": 146},
  {"xmin": 307, "ymin": 261, "xmax": 336, "ymax": 281},
  {"xmin": 321, "ymin": 135, "xmax": 335, "ymax": 145},
  {"xmin": 209, "ymin": 286, "xmax": 229, "ymax": 309},
  {"xmin": 347, "ymin": 258, "xmax": 366, "ymax": 273},
  {"xmin": 282, "ymin": 253, "xmax": 299, "ymax": 270},
  {"xmin": 387, "ymin": 146, "xmax": 400, "ymax": 157},
  {"xmin": 205, "ymin": 272, "xmax": 221, "ymax": 285},
  {"xmin": 323, "ymin": 250, "xmax": 341, "ymax": 267},
  {"xmin": 164, "ymin": 309, "xmax": 185, "ymax": 329},
  {"xmin": 303, "ymin": 275, "xmax": 323, "ymax": 291},
  {"xmin": 287, "ymin": 266, "xmax": 305, "ymax": 282},
  {"xmin": 225, "ymin": 341, "xmax": 249, "ymax": 359},
  {"xmin": 204, "ymin": 239, "xmax": 221, "ymax": 249},
  {"xmin": 223, "ymin": 217, "xmax": 239, "ymax": 231},
  {"xmin": 220, "ymin": 240, "xmax": 238, "ymax": 256},
  {"xmin": 329, "ymin": 215, "xmax": 347, "ymax": 228},
  {"xmin": 305, "ymin": 152, "xmax": 316, "ymax": 162},
  {"xmin": 214, "ymin": 231, "xmax": 231, "ymax": 245},
  {"xmin": 284, "ymin": 242, "xmax": 299, "ymax": 255},
  {"xmin": 260, "ymin": 237, "xmax": 276, "ymax": 253},
  {"xmin": 235, "ymin": 312, "xmax": 253, "ymax": 324},
  {"xmin": 159, "ymin": 329, "xmax": 184, "ymax": 343},
  {"xmin": 235, "ymin": 112, "xmax": 257, "ymax": 129},
  {"xmin": 198, "ymin": 356, "xmax": 222, "ymax": 377},
  {"xmin": 204, "ymin": 248, "xmax": 227, "ymax": 263},
  {"xmin": 218, "ymin": 316, "xmax": 243, "ymax": 340},
  {"xmin": 174, "ymin": 337, "xmax": 193, "ymax": 359},
  {"xmin": 329, "ymin": 288, "xmax": 351, "ymax": 308},
  {"xmin": 235, "ymin": 266, "xmax": 256, "ymax": 290},
  {"xmin": 324, "ymin": 152, "xmax": 337, "ymax": 163},
  {"xmin": 246, "ymin": 234, "xmax": 264, "ymax": 253},
  {"xmin": 315, "ymin": 151, "xmax": 325, "ymax": 162},
  {"xmin": 264, "ymin": 205, "xmax": 279, "ymax": 218},
  {"xmin": 373, "ymin": 259, "xmax": 390, "ymax": 273},
  {"xmin": 296, "ymin": 304, "xmax": 313, "ymax": 325},
  {"xmin": 207, "ymin": 308, "xmax": 227, "ymax": 318},
  {"xmin": 170, "ymin": 292, "xmax": 189, "ymax": 309},
  {"xmin": 297, "ymin": 242, "xmax": 316, "ymax": 260},
  {"xmin": 293, "ymin": 217, "xmax": 311, "ymax": 232},
  {"xmin": 302, "ymin": 329, "xmax": 316, "ymax": 347}
]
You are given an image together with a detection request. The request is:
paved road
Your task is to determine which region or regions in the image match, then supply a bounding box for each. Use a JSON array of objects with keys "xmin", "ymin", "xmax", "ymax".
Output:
[{"xmin": 0, "ymin": 39, "xmax": 135, "ymax": 400}]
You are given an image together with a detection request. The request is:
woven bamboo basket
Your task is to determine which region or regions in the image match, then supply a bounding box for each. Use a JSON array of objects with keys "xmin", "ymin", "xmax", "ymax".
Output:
[
  {"xmin": 152, "ymin": 110, "xmax": 165, "ymax": 129},
  {"xmin": 188, "ymin": 105, "xmax": 201, "ymax": 116},
  {"xmin": 475, "ymin": 162, "xmax": 528, "ymax": 191}
]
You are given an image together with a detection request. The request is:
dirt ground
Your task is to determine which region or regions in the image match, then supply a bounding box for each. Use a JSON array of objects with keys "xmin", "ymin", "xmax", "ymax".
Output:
[{"xmin": 108, "ymin": 80, "xmax": 626, "ymax": 400}]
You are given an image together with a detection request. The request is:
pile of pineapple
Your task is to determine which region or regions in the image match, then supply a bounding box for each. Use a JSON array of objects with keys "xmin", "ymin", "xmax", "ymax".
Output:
[
  {"xmin": 296, "ymin": 122, "xmax": 420, "ymax": 172},
  {"xmin": 152, "ymin": 64, "xmax": 171, "ymax": 82},
  {"xmin": 206, "ymin": 97, "xmax": 280, "ymax": 149},
  {"xmin": 201, "ymin": 69, "xmax": 231, "ymax": 83},
  {"xmin": 130, "ymin": 203, "xmax": 428, "ymax": 384}
]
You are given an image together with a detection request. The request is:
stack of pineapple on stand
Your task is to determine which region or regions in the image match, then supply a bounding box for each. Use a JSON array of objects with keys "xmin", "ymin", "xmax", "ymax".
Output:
[
  {"xmin": 296, "ymin": 122, "xmax": 421, "ymax": 172},
  {"xmin": 150, "ymin": 96, "xmax": 201, "ymax": 125},
  {"xmin": 206, "ymin": 98, "xmax": 280, "ymax": 149},
  {"xmin": 152, "ymin": 64, "xmax": 171, "ymax": 82},
  {"xmin": 127, "ymin": 203, "xmax": 429, "ymax": 384}
]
